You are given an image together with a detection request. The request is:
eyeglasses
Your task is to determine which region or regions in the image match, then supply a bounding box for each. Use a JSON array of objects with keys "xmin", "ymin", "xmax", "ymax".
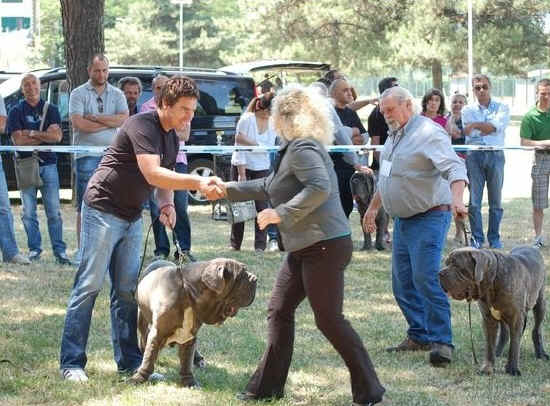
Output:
[
  {"xmin": 96, "ymin": 97, "xmax": 104, "ymax": 113},
  {"xmin": 474, "ymin": 85, "xmax": 489, "ymax": 91}
]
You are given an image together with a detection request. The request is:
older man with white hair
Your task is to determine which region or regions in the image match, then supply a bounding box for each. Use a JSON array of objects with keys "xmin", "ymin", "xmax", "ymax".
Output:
[{"xmin": 363, "ymin": 86, "xmax": 468, "ymax": 367}]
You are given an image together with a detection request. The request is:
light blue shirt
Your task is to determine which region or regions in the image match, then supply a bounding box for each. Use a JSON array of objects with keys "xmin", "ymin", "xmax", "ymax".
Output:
[
  {"xmin": 461, "ymin": 99, "xmax": 510, "ymax": 146},
  {"xmin": 69, "ymin": 81, "xmax": 128, "ymax": 155}
]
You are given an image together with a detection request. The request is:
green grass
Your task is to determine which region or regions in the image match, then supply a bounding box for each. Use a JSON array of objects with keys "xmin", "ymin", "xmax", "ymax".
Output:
[{"xmin": 1, "ymin": 199, "xmax": 550, "ymax": 405}]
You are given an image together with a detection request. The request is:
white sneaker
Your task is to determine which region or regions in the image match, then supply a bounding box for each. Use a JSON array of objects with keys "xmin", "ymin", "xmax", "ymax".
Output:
[
  {"xmin": 61, "ymin": 368, "xmax": 88, "ymax": 382},
  {"xmin": 533, "ymin": 235, "xmax": 544, "ymax": 249},
  {"xmin": 148, "ymin": 372, "xmax": 165, "ymax": 382},
  {"xmin": 8, "ymin": 253, "xmax": 31, "ymax": 265},
  {"xmin": 267, "ymin": 240, "xmax": 279, "ymax": 252}
]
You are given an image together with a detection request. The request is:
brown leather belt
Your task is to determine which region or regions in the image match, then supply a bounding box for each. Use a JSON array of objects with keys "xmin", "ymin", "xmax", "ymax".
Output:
[{"xmin": 426, "ymin": 204, "xmax": 451, "ymax": 212}]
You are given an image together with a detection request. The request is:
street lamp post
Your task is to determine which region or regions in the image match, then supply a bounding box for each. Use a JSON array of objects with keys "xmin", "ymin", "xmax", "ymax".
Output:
[
  {"xmin": 467, "ymin": 0, "xmax": 473, "ymax": 98},
  {"xmin": 171, "ymin": 0, "xmax": 193, "ymax": 71}
]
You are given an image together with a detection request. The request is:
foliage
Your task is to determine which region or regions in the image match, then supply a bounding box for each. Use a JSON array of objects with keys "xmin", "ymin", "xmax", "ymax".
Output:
[{"xmin": 26, "ymin": 0, "xmax": 65, "ymax": 68}]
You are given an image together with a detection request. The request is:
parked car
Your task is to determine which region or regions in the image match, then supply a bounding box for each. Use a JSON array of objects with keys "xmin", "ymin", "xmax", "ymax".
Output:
[
  {"xmin": 0, "ymin": 61, "xmax": 330, "ymax": 203},
  {"xmin": 0, "ymin": 66, "xmax": 256, "ymax": 203}
]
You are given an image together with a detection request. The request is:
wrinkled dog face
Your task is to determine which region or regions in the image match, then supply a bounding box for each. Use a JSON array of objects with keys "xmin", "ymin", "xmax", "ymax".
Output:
[
  {"xmin": 349, "ymin": 172, "xmax": 375, "ymax": 206},
  {"xmin": 440, "ymin": 248, "xmax": 489, "ymax": 301},
  {"xmin": 195, "ymin": 258, "xmax": 257, "ymax": 325}
]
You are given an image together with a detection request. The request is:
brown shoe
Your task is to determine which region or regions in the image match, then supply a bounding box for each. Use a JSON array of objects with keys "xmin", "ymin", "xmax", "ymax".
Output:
[
  {"xmin": 429, "ymin": 343, "xmax": 453, "ymax": 367},
  {"xmin": 386, "ymin": 337, "xmax": 431, "ymax": 352}
]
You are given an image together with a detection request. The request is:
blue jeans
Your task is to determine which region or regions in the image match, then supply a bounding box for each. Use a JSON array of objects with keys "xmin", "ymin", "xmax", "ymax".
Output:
[
  {"xmin": 75, "ymin": 156, "xmax": 102, "ymax": 212},
  {"xmin": 60, "ymin": 203, "xmax": 143, "ymax": 371},
  {"xmin": 0, "ymin": 159, "xmax": 20, "ymax": 261},
  {"xmin": 20, "ymin": 163, "xmax": 66, "ymax": 256},
  {"xmin": 466, "ymin": 151, "xmax": 505, "ymax": 248},
  {"xmin": 392, "ymin": 211, "xmax": 452, "ymax": 346},
  {"xmin": 149, "ymin": 162, "xmax": 192, "ymax": 255}
]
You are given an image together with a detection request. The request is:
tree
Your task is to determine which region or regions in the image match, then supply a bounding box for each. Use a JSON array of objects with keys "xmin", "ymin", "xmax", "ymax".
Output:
[{"xmin": 60, "ymin": 0, "xmax": 105, "ymax": 90}]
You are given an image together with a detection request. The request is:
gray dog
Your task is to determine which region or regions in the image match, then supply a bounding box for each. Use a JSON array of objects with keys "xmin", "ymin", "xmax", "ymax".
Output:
[
  {"xmin": 440, "ymin": 246, "xmax": 548, "ymax": 376},
  {"xmin": 130, "ymin": 258, "xmax": 257, "ymax": 386},
  {"xmin": 349, "ymin": 172, "xmax": 388, "ymax": 250}
]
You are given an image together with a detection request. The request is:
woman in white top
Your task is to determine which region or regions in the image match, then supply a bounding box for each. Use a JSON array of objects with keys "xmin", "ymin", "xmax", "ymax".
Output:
[{"xmin": 230, "ymin": 92, "xmax": 277, "ymax": 251}]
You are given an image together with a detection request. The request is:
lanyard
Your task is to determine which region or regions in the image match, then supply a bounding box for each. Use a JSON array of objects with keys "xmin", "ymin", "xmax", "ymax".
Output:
[{"xmin": 388, "ymin": 128, "xmax": 405, "ymax": 161}]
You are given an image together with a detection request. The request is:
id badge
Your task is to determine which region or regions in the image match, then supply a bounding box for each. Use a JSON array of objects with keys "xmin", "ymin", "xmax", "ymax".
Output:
[{"xmin": 380, "ymin": 159, "xmax": 392, "ymax": 177}]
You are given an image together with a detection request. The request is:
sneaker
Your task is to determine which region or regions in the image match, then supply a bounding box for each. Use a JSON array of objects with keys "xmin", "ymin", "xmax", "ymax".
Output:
[
  {"xmin": 8, "ymin": 253, "xmax": 31, "ymax": 265},
  {"xmin": 470, "ymin": 239, "xmax": 482, "ymax": 249},
  {"xmin": 533, "ymin": 236, "xmax": 544, "ymax": 249},
  {"xmin": 56, "ymin": 252, "xmax": 73, "ymax": 266},
  {"xmin": 61, "ymin": 368, "xmax": 88, "ymax": 382},
  {"xmin": 386, "ymin": 337, "xmax": 431, "ymax": 352},
  {"xmin": 429, "ymin": 343, "xmax": 453, "ymax": 367},
  {"xmin": 28, "ymin": 250, "xmax": 41, "ymax": 262},
  {"xmin": 148, "ymin": 372, "xmax": 165, "ymax": 382},
  {"xmin": 267, "ymin": 239, "xmax": 279, "ymax": 252}
]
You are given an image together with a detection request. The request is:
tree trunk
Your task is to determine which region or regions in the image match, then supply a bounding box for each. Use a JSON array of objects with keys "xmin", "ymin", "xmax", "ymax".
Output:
[
  {"xmin": 60, "ymin": 0, "xmax": 105, "ymax": 91},
  {"xmin": 431, "ymin": 59, "xmax": 443, "ymax": 90}
]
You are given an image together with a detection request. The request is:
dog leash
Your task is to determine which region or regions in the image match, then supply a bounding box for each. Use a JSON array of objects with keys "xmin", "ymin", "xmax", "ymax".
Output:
[{"xmin": 461, "ymin": 205, "xmax": 479, "ymax": 365}]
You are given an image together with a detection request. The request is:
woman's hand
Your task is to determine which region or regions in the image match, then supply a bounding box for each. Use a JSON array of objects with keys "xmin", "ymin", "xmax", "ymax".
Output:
[{"xmin": 257, "ymin": 208, "xmax": 281, "ymax": 230}]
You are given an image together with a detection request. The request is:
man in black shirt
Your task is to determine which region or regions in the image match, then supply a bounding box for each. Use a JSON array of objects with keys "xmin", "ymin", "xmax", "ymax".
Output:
[
  {"xmin": 330, "ymin": 78, "xmax": 369, "ymax": 217},
  {"xmin": 59, "ymin": 76, "xmax": 223, "ymax": 383}
]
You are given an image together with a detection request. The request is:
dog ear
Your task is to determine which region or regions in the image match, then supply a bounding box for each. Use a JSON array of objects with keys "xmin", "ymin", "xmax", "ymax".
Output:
[
  {"xmin": 201, "ymin": 261, "xmax": 230, "ymax": 294},
  {"xmin": 470, "ymin": 250, "xmax": 494, "ymax": 284}
]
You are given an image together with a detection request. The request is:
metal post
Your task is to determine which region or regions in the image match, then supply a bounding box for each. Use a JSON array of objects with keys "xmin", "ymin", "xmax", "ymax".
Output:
[
  {"xmin": 179, "ymin": 2, "xmax": 183, "ymax": 71},
  {"xmin": 467, "ymin": 0, "xmax": 473, "ymax": 98}
]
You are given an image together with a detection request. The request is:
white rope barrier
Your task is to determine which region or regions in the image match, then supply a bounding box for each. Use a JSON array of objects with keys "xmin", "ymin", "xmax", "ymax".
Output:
[{"xmin": 0, "ymin": 144, "xmax": 545, "ymax": 154}]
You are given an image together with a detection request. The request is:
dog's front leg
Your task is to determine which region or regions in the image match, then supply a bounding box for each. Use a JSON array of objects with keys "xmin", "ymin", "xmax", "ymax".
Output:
[
  {"xmin": 130, "ymin": 325, "xmax": 165, "ymax": 384},
  {"xmin": 179, "ymin": 338, "xmax": 199, "ymax": 387},
  {"xmin": 479, "ymin": 303, "xmax": 499, "ymax": 375},
  {"xmin": 505, "ymin": 313, "xmax": 526, "ymax": 376}
]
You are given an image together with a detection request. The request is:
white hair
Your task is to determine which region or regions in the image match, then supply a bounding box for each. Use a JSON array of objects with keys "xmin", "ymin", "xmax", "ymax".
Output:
[
  {"xmin": 271, "ymin": 84, "xmax": 334, "ymax": 145},
  {"xmin": 381, "ymin": 86, "xmax": 420, "ymax": 114}
]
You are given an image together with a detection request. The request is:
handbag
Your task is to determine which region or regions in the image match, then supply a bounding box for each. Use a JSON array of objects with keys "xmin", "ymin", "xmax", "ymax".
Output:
[
  {"xmin": 13, "ymin": 102, "xmax": 49, "ymax": 190},
  {"xmin": 225, "ymin": 199, "xmax": 257, "ymax": 224}
]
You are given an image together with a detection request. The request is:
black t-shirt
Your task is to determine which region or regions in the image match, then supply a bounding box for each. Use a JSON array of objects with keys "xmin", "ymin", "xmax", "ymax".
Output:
[
  {"xmin": 85, "ymin": 111, "xmax": 179, "ymax": 221},
  {"xmin": 367, "ymin": 105, "xmax": 389, "ymax": 170},
  {"xmin": 332, "ymin": 106, "xmax": 366, "ymax": 172}
]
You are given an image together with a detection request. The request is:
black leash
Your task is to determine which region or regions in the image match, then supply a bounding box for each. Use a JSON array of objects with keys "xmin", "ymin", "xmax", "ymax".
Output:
[{"xmin": 461, "ymin": 205, "xmax": 479, "ymax": 365}]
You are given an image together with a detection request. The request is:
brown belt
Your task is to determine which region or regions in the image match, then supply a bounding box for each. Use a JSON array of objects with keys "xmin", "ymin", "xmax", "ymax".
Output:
[{"xmin": 426, "ymin": 204, "xmax": 451, "ymax": 213}]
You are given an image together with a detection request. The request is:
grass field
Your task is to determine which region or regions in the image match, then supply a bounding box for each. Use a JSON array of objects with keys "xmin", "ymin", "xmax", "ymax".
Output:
[{"xmin": 1, "ymin": 199, "xmax": 550, "ymax": 406}]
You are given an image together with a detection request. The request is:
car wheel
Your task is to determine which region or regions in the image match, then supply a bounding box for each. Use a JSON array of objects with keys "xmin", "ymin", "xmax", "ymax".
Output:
[{"xmin": 188, "ymin": 158, "xmax": 215, "ymax": 205}]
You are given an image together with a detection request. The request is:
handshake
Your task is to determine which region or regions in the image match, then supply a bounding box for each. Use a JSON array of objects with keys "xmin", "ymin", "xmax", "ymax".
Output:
[{"xmin": 198, "ymin": 176, "xmax": 227, "ymax": 201}]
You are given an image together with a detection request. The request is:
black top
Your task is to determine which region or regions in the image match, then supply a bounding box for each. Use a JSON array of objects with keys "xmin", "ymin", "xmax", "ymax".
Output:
[
  {"xmin": 85, "ymin": 111, "xmax": 179, "ymax": 221},
  {"xmin": 367, "ymin": 105, "xmax": 389, "ymax": 170},
  {"xmin": 332, "ymin": 106, "xmax": 366, "ymax": 171}
]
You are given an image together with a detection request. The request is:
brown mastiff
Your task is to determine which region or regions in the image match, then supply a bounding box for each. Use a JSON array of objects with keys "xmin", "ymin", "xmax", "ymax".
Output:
[
  {"xmin": 130, "ymin": 258, "xmax": 257, "ymax": 386},
  {"xmin": 440, "ymin": 246, "xmax": 548, "ymax": 376}
]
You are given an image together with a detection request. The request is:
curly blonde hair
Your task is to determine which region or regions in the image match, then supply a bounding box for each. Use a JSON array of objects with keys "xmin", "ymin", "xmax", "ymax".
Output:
[{"xmin": 271, "ymin": 85, "xmax": 334, "ymax": 145}]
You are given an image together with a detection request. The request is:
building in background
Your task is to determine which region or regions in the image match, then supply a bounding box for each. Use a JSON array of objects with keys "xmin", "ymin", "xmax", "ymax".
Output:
[{"xmin": 0, "ymin": 0, "xmax": 34, "ymax": 70}]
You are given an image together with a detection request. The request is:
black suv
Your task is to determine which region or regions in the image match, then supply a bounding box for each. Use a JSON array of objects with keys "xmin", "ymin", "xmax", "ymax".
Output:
[{"xmin": 0, "ymin": 66, "xmax": 256, "ymax": 204}]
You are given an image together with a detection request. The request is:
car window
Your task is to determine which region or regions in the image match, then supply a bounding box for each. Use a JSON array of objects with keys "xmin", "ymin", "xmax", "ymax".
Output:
[
  {"xmin": 194, "ymin": 78, "xmax": 253, "ymax": 116},
  {"xmin": 49, "ymin": 79, "xmax": 70, "ymax": 121}
]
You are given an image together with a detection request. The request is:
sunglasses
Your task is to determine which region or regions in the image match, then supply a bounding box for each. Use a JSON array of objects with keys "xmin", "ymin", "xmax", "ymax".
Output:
[
  {"xmin": 96, "ymin": 97, "xmax": 104, "ymax": 113},
  {"xmin": 474, "ymin": 84, "xmax": 489, "ymax": 91}
]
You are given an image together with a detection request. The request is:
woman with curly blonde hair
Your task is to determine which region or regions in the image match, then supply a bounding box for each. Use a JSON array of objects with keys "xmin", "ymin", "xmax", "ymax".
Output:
[{"xmin": 219, "ymin": 85, "xmax": 386, "ymax": 405}]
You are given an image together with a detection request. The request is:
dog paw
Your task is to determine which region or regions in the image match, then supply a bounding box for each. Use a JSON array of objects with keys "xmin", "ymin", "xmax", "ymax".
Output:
[
  {"xmin": 128, "ymin": 372, "xmax": 148, "ymax": 385},
  {"xmin": 180, "ymin": 374, "xmax": 200, "ymax": 388},
  {"xmin": 505, "ymin": 364, "xmax": 521, "ymax": 376},
  {"xmin": 479, "ymin": 365, "xmax": 494, "ymax": 375}
]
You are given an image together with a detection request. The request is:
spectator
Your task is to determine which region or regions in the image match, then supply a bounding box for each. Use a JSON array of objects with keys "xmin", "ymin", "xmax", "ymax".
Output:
[
  {"xmin": 140, "ymin": 74, "xmax": 195, "ymax": 261},
  {"xmin": 367, "ymin": 76, "xmax": 399, "ymax": 244},
  {"xmin": 446, "ymin": 93, "xmax": 468, "ymax": 244},
  {"xmin": 322, "ymin": 69, "xmax": 377, "ymax": 111},
  {"xmin": 519, "ymin": 78, "xmax": 550, "ymax": 248},
  {"xmin": 6, "ymin": 73, "xmax": 71, "ymax": 265},
  {"xmin": 421, "ymin": 88, "xmax": 448, "ymax": 129},
  {"xmin": 59, "ymin": 75, "xmax": 223, "ymax": 383},
  {"xmin": 259, "ymin": 73, "xmax": 274, "ymax": 94},
  {"xmin": 0, "ymin": 94, "xmax": 30, "ymax": 265},
  {"xmin": 329, "ymin": 78, "xmax": 369, "ymax": 217},
  {"xmin": 118, "ymin": 76, "xmax": 142, "ymax": 116},
  {"xmin": 222, "ymin": 85, "xmax": 386, "ymax": 405},
  {"xmin": 70, "ymin": 54, "xmax": 129, "ymax": 261},
  {"xmin": 230, "ymin": 92, "xmax": 277, "ymax": 252},
  {"xmin": 462, "ymin": 74, "xmax": 510, "ymax": 249},
  {"xmin": 363, "ymin": 86, "xmax": 467, "ymax": 367}
]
